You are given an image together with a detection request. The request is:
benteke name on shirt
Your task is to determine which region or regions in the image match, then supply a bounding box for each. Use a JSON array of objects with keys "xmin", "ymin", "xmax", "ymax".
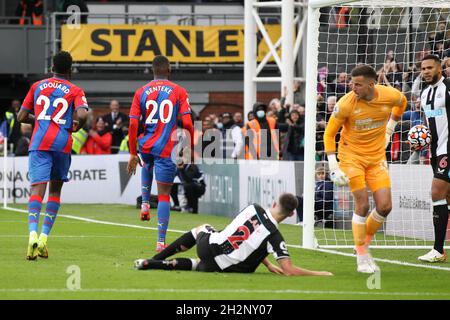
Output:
[{"xmin": 144, "ymin": 85, "xmax": 173, "ymax": 96}]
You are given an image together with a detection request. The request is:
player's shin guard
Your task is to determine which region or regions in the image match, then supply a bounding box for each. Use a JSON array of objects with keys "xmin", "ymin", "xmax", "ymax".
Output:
[
  {"xmin": 157, "ymin": 194, "xmax": 171, "ymax": 244},
  {"xmin": 352, "ymin": 213, "xmax": 367, "ymax": 255},
  {"xmin": 153, "ymin": 231, "xmax": 196, "ymax": 260},
  {"xmin": 41, "ymin": 196, "xmax": 60, "ymax": 236},
  {"xmin": 433, "ymin": 200, "xmax": 448, "ymax": 254},
  {"xmin": 365, "ymin": 209, "xmax": 385, "ymax": 246},
  {"xmin": 142, "ymin": 258, "xmax": 198, "ymax": 271},
  {"xmin": 141, "ymin": 166, "xmax": 153, "ymax": 204},
  {"xmin": 28, "ymin": 195, "xmax": 43, "ymax": 234}
]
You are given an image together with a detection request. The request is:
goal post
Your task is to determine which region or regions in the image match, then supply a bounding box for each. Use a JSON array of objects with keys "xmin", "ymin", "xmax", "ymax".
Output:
[
  {"xmin": 1, "ymin": 137, "xmax": 16, "ymax": 210},
  {"xmin": 303, "ymin": 0, "xmax": 450, "ymax": 249},
  {"xmin": 303, "ymin": 3, "xmax": 321, "ymax": 250},
  {"xmin": 2, "ymin": 137, "xmax": 7, "ymax": 209}
]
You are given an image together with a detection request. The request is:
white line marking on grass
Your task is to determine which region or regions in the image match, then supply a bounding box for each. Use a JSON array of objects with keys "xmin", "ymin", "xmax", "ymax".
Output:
[
  {"xmin": 0, "ymin": 235, "xmax": 149, "ymax": 239},
  {"xmin": 3, "ymin": 207, "xmax": 185, "ymax": 234},
  {"xmin": 0, "ymin": 288, "xmax": 449, "ymax": 297},
  {"xmin": 0, "ymin": 220, "xmax": 84, "ymax": 224},
  {"xmin": 4, "ymin": 206, "xmax": 450, "ymax": 273},
  {"xmin": 288, "ymin": 244, "xmax": 450, "ymax": 272}
]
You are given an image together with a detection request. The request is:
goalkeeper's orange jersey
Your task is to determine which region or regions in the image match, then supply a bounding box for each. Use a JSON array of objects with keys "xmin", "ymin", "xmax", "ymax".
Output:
[{"xmin": 324, "ymin": 85, "xmax": 407, "ymax": 160}]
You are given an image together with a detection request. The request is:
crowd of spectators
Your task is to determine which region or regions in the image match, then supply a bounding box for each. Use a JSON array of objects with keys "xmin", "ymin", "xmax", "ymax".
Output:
[
  {"xmin": 193, "ymin": 81, "xmax": 307, "ymax": 161},
  {"xmin": 13, "ymin": 0, "xmax": 90, "ymax": 25},
  {"xmin": 2, "ymin": 3, "xmax": 448, "ymax": 224},
  {"xmin": 3, "ymin": 49, "xmax": 449, "ymax": 162},
  {"xmin": 314, "ymin": 20, "xmax": 450, "ymax": 164},
  {"xmin": 11, "ymin": 0, "xmax": 242, "ymax": 26},
  {"xmin": 2, "ymin": 10, "xmax": 449, "ymax": 167},
  {"xmin": 0, "ymin": 98, "xmax": 128, "ymax": 156}
]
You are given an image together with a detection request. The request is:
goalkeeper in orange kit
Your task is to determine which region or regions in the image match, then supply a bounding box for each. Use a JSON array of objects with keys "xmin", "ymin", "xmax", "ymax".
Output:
[{"xmin": 324, "ymin": 65, "xmax": 407, "ymax": 273}]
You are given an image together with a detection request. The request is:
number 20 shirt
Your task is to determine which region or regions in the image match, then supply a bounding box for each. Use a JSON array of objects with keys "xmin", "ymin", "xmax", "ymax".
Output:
[{"xmin": 129, "ymin": 79, "xmax": 191, "ymax": 158}]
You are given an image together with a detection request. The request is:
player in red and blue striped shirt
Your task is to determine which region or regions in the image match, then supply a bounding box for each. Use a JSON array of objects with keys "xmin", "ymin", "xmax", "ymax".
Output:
[
  {"xmin": 127, "ymin": 55, "xmax": 194, "ymax": 252},
  {"xmin": 18, "ymin": 51, "xmax": 88, "ymax": 260}
]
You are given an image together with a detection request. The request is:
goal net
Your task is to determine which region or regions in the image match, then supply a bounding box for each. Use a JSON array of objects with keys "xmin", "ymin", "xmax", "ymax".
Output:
[
  {"xmin": 306, "ymin": 0, "xmax": 450, "ymax": 248},
  {"xmin": 1, "ymin": 138, "xmax": 13, "ymax": 209},
  {"xmin": 0, "ymin": 135, "xmax": 33, "ymax": 209}
]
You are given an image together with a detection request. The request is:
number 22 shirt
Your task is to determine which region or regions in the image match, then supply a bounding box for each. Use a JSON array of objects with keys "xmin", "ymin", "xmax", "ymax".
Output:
[{"xmin": 21, "ymin": 77, "xmax": 89, "ymax": 154}]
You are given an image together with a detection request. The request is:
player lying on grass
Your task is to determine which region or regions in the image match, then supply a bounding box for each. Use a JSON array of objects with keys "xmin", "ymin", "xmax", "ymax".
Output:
[{"xmin": 134, "ymin": 193, "xmax": 333, "ymax": 276}]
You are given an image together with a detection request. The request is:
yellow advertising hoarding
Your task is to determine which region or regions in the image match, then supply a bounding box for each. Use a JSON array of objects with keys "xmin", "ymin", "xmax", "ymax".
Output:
[{"xmin": 61, "ymin": 24, "xmax": 281, "ymax": 63}]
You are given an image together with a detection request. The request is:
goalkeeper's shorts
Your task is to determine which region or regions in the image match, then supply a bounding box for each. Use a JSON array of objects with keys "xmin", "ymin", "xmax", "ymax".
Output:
[{"xmin": 339, "ymin": 155, "xmax": 390, "ymax": 193}]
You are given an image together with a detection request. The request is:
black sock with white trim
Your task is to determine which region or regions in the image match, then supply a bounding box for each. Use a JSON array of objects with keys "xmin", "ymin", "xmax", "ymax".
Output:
[
  {"xmin": 432, "ymin": 200, "xmax": 448, "ymax": 254},
  {"xmin": 153, "ymin": 231, "xmax": 196, "ymax": 260}
]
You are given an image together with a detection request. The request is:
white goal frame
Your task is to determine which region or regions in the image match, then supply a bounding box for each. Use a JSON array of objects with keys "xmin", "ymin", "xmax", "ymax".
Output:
[
  {"xmin": 2, "ymin": 137, "xmax": 7, "ymax": 209},
  {"xmin": 303, "ymin": 0, "xmax": 450, "ymax": 249}
]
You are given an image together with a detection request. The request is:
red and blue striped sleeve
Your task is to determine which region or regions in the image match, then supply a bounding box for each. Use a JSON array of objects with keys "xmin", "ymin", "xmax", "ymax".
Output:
[
  {"xmin": 129, "ymin": 88, "xmax": 143, "ymax": 120},
  {"xmin": 21, "ymin": 83, "xmax": 37, "ymax": 112},
  {"xmin": 74, "ymin": 88, "xmax": 89, "ymax": 110},
  {"xmin": 178, "ymin": 87, "xmax": 191, "ymax": 116}
]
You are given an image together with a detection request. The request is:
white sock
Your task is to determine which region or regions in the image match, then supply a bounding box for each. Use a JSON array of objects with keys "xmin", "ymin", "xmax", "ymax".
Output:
[
  {"xmin": 190, "ymin": 259, "xmax": 199, "ymax": 271},
  {"xmin": 352, "ymin": 213, "xmax": 367, "ymax": 224}
]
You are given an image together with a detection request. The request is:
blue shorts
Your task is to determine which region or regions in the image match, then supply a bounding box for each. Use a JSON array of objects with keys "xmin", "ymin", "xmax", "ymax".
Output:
[
  {"xmin": 140, "ymin": 153, "xmax": 176, "ymax": 184},
  {"xmin": 29, "ymin": 150, "xmax": 71, "ymax": 185}
]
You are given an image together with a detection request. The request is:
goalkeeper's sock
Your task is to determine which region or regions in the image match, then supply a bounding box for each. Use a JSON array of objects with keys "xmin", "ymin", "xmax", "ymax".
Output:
[
  {"xmin": 28, "ymin": 195, "xmax": 43, "ymax": 233},
  {"xmin": 142, "ymin": 258, "xmax": 198, "ymax": 271},
  {"xmin": 365, "ymin": 209, "xmax": 386, "ymax": 246},
  {"xmin": 153, "ymin": 231, "xmax": 196, "ymax": 260},
  {"xmin": 141, "ymin": 166, "xmax": 153, "ymax": 204},
  {"xmin": 352, "ymin": 213, "xmax": 367, "ymax": 255},
  {"xmin": 432, "ymin": 200, "xmax": 448, "ymax": 254},
  {"xmin": 157, "ymin": 194, "xmax": 171, "ymax": 244},
  {"xmin": 41, "ymin": 196, "xmax": 60, "ymax": 236}
]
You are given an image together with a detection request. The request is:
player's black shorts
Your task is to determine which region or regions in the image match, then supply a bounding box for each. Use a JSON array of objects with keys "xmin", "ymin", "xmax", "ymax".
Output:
[
  {"xmin": 431, "ymin": 154, "xmax": 450, "ymax": 183},
  {"xmin": 196, "ymin": 225, "xmax": 222, "ymax": 272}
]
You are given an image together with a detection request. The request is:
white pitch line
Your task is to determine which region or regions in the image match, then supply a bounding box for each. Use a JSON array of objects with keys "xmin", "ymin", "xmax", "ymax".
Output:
[
  {"xmin": 288, "ymin": 245, "xmax": 450, "ymax": 272},
  {"xmin": 0, "ymin": 288, "xmax": 449, "ymax": 297},
  {"xmin": 0, "ymin": 220, "xmax": 88, "ymax": 224},
  {"xmin": 3, "ymin": 207, "xmax": 186, "ymax": 234},
  {"xmin": 0, "ymin": 235, "xmax": 149, "ymax": 239},
  {"xmin": 3, "ymin": 206, "xmax": 450, "ymax": 273}
]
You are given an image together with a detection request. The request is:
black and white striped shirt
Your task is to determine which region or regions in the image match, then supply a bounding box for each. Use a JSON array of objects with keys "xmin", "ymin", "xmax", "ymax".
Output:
[
  {"xmin": 421, "ymin": 77, "xmax": 450, "ymax": 157},
  {"xmin": 208, "ymin": 204, "xmax": 290, "ymax": 273}
]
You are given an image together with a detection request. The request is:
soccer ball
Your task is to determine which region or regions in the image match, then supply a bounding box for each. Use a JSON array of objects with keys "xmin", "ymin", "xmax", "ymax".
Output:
[{"xmin": 407, "ymin": 124, "xmax": 431, "ymax": 151}]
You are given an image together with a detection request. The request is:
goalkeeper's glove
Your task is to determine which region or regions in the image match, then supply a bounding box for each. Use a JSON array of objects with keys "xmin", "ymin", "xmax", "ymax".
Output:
[
  {"xmin": 328, "ymin": 154, "xmax": 349, "ymax": 187},
  {"xmin": 385, "ymin": 119, "xmax": 398, "ymax": 148}
]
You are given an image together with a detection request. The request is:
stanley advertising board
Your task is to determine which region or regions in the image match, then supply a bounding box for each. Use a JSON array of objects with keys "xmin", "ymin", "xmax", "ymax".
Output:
[{"xmin": 61, "ymin": 24, "xmax": 281, "ymax": 63}]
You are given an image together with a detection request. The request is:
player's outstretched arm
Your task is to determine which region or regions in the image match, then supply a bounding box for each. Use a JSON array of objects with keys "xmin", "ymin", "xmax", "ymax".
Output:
[
  {"xmin": 385, "ymin": 93, "xmax": 407, "ymax": 147},
  {"xmin": 127, "ymin": 117, "xmax": 141, "ymax": 176},
  {"xmin": 385, "ymin": 116, "xmax": 400, "ymax": 148},
  {"xmin": 17, "ymin": 108, "xmax": 35, "ymax": 125},
  {"xmin": 324, "ymin": 116, "xmax": 348, "ymax": 186},
  {"xmin": 262, "ymin": 258, "xmax": 283, "ymax": 275},
  {"xmin": 181, "ymin": 113, "xmax": 194, "ymax": 163},
  {"xmin": 277, "ymin": 258, "xmax": 333, "ymax": 276}
]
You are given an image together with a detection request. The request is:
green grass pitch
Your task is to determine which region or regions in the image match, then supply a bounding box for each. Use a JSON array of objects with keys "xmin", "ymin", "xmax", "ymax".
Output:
[{"xmin": 0, "ymin": 204, "xmax": 449, "ymax": 300}]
